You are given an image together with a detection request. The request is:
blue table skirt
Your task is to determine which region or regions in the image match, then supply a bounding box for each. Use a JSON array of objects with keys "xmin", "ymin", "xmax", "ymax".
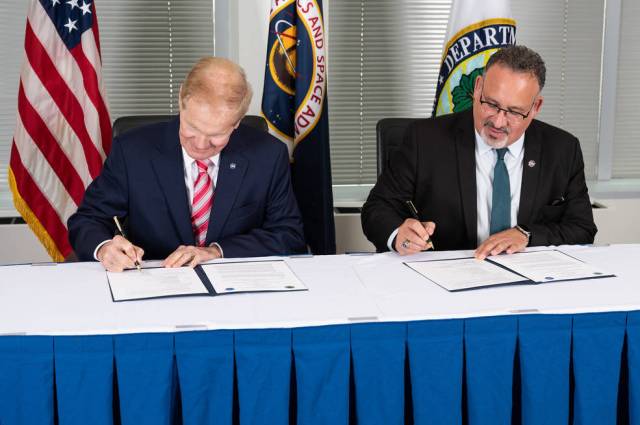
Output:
[{"xmin": 1, "ymin": 311, "xmax": 638, "ymax": 425}]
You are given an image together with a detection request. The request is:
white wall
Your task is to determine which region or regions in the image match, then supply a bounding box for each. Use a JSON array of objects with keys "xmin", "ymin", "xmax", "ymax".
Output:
[
  {"xmin": 592, "ymin": 198, "xmax": 640, "ymax": 245},
  {"xmin": 216, "ymin": 0, "xmax": 270, "ymax": 116},
  {"xmin": 237, "ymin": 0, "xmax": 270, "ymax": 116},
  {"xmin": 0, "ymin": 224, "xmax": 51, "ymax": 264}
]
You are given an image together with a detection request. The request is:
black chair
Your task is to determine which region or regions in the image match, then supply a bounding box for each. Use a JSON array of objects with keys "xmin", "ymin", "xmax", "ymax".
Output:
[
  {"xmin": 376, "ymin": 118, "xmax": 421, "ymax": 175},
  {"xmin": 112, "ymin": 114, "xmax": 268, "ymax": 138}
]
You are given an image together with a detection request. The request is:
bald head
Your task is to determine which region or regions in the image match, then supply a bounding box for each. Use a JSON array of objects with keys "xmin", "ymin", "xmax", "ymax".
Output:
[{"xmin": 180, "ymin": 57, "xmax": 253, "ymax": 122}]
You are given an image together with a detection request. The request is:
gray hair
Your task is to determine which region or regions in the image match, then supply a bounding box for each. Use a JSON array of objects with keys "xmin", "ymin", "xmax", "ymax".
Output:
[{"xmin": 485, "ymin": 45, "xmax": 546, "ymax": 91}]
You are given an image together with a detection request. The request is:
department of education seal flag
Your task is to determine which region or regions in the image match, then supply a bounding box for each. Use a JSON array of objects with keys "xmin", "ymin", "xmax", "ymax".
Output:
[
  {"xmin": 261, "ymin": 0, "xmax": 336, "ymax": 255},
  {"xmin": 433, "ymin": 0, "xmax": 516, "ymax": 117}
]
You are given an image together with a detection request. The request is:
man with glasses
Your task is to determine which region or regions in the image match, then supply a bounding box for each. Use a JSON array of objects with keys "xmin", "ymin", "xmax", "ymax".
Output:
[{"xmin": 361, "ymin": 45, "xmax": 597, "ymax": 258}]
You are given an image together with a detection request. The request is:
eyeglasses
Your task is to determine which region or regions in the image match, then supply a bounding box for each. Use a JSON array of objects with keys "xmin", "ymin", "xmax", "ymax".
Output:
[{"xmin": 479, "ymin": 83, "xmax": 537, "ymax": 122}]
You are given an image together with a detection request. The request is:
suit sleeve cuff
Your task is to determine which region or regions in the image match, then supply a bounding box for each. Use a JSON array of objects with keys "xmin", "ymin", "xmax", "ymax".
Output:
[
  {"xmin": 209, "ymin": 242, "xmax": 224, "ymax": 258},
  {"xmin": 93, "ymin": 239, "xmax": 112, "ymax": 261},
  {"xmin": 387, "ymin": 228, "xmax": 400, "ymax": 252}
]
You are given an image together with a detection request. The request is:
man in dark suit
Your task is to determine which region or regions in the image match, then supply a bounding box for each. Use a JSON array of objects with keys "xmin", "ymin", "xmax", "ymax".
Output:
[
  {"xmin": 362, "ymin": 45, "xmax": 596, "ymax": 259},
  {"xmin": 68, "ymin": 57, "xmax": 306, "ymax": 271}
]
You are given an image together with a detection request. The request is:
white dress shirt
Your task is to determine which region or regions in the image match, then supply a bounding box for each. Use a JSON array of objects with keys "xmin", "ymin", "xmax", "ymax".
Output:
[
  {"xmin": 386, "ymin": 131, "xmax": 525, "ymax": 250},
  {"xmin": 93, "ymin": 148, "xmax": 223, "ymax": 260}
]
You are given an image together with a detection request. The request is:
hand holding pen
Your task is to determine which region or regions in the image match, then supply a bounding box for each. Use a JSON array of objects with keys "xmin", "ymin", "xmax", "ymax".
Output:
[
  {"xmin": 95, "ymin": 216, "xmax": 144, "ymax": 272},
  {"xmin": 394, "ymin": 200, "xmax": 435, "ymax": 254},
  {"xmin": 113, "ymin": 216, "xmax": 142, "ymax": 271}
]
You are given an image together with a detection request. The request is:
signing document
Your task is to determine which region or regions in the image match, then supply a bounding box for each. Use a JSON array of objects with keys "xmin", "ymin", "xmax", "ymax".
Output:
[
  {"xmin": 108, "ymin": 267, "xmax": 208, "ymax": 301},
  {"xmin": 107, "ymin": 260, "xmax": 307, "ymax": 301},
  {"xmin": 201, "ymin": 260, "xmax": 306, "ymax": 294},
  {"xmin": 488, "ymin": 250, "xmax": 613, "ymax": 283},
  {"xmin": 405, "ymin": 249, "xmax": 614, "ymax": 292},
  {"xmin": 405, "ymin": 258, "xmax": 527, "ymax": 291}
]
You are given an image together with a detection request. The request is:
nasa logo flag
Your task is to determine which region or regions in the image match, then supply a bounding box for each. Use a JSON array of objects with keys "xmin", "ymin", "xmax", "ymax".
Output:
[
  {"xmin": 433, "ymin": 0, "xmax": 516, "ymax": 117},
  {"xmin": 261, "ymin": 0, "xmax": 336, "ymax": 255}
]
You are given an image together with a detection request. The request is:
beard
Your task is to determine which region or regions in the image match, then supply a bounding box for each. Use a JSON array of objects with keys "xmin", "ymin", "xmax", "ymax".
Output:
[{"xmin": 480, "ymin": 120, "xmax": 510, "ymax": 149}]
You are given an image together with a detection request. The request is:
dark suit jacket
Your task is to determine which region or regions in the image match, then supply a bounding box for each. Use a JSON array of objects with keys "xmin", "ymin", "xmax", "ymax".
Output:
[
  {"xmin": 68, "ymin": 117, "xmax": 306, "ymax": 260},
  {"xmin": 361, "ymin": 109, "xmax": 597, "ymax": 251}
]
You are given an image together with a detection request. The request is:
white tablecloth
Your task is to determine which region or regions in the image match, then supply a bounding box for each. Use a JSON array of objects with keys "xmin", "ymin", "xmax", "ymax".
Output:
[{"xmin": 0, "ymin": 244, "xmax": 638, "ymax": 335}]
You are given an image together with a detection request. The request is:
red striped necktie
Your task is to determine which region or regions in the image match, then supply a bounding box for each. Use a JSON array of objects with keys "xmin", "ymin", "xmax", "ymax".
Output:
[{"xmin": 191, "ymin": 159, "xmax": 214, "ymax": 247}]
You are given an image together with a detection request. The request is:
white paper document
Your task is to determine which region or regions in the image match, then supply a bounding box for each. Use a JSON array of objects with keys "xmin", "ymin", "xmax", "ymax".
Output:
[
  {"xmin": 405, "ymin": 258, "xmax": 526, "ymax": 291},
  {"xmin": 201, "ymin": 260, "xmax": 307, "ymax": 294},
  {"xmin": 488, "ymin": 250, "xmax": 614, "ymax": 283},
  {"xmin": 107, "ymin": 267, "xmax": 209, "ymax": 301}
]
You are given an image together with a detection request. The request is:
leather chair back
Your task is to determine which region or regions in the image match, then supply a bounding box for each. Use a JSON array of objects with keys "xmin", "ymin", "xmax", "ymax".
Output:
[
  {"xmin": 112, "ymin": 114, "xmax": 268, "ymax": 138},
  {"xmin": 376, "ymin": 118, "xmax": 420, "ymax": 175}
]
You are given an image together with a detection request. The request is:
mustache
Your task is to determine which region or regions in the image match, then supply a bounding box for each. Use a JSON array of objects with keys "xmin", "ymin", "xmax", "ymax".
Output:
[{"xmin": 483, "ymin": 120, "xmax": 510, "ymax": 135}]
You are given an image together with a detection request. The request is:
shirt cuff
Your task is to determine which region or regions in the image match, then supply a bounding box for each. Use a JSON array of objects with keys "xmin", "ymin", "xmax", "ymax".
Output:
[
  {"xmin": 387, "ymin": 228, "xmax": 400, "ymax": 252},
  {"xmin": 209, "ymin": 242, "xmax": 224, "ymax": 258},
  {"xmin": 93, "ymin": 239, "xmax": 112, "ymax": 261}
]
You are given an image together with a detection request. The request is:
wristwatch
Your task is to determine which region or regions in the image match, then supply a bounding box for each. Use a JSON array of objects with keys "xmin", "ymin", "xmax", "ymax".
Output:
[{"xmin": 515, "ymin": 224, "xmax": 531, "ymax": 245}]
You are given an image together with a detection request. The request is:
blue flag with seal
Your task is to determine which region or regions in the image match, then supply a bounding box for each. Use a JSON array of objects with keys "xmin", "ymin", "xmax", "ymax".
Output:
[
  {"xmin": 261, "ymin": 0, "xmax": 336, "ymax": 255},
  {"xmin": 433, "ymin": 0, "xmax": 516, "ymax": 117}
]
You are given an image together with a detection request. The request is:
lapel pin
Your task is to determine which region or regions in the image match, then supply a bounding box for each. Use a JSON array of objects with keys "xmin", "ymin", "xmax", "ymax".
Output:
[
  {"xmin": 230, "ymin": 163, "xmax": 236, "ymax": 170},
  {"xmin": 528, "ymin": 160, "xmax": 536, "ymax": 168}
]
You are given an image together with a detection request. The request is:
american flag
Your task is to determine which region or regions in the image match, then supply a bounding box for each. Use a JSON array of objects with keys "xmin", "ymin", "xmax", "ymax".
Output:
[{"xmin": 9, "ymin": 0, "xmax": 111, "ymax": 261}]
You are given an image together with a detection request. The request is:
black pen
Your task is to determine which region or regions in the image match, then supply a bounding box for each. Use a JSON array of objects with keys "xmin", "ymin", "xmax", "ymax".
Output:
[
  {"xmin": 405, "ymin": 200, "xmax": 434, "ymax": 250},
  {"xmin": 113, "ymin": 216, "xmax": 142, "ymax": 271}
]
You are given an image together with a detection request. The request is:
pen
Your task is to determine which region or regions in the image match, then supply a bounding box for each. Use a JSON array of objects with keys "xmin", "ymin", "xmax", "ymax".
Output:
[
  {"xmin": 113, "ymin": 216, "xmax": 142, "ymax": 271},
  {"xmin": 405, "ymin": 200, "xmax": 435, "ymax": 250}
]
